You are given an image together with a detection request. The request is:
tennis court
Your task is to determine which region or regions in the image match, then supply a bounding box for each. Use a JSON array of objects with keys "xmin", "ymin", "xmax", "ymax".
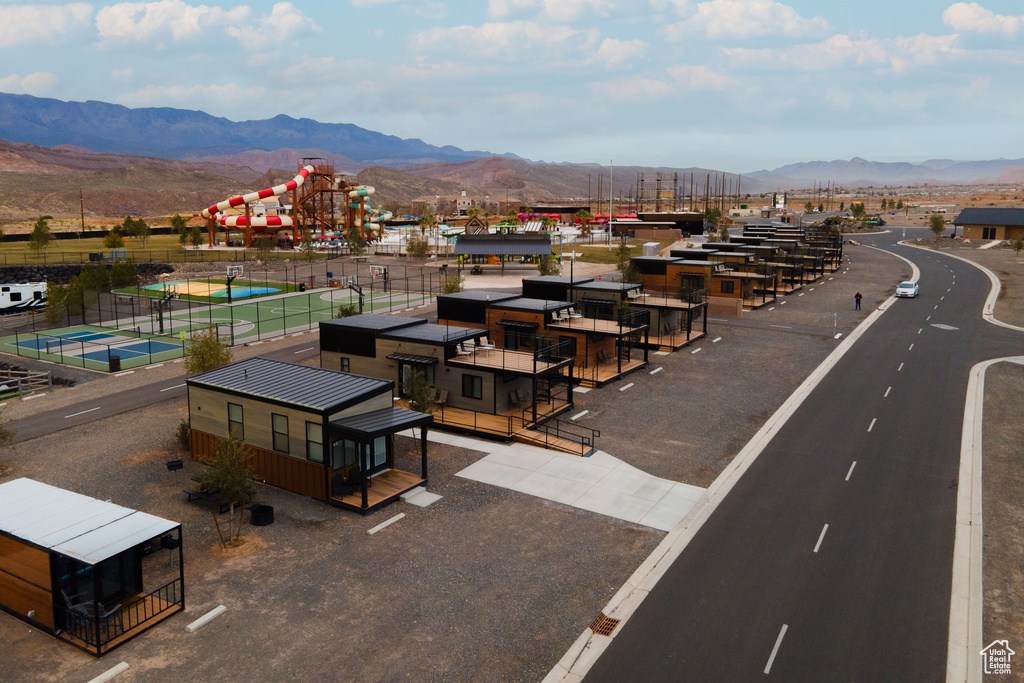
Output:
[{"xmin": 2, "ymin": 326, "xmax": 187, "ymax": 371}]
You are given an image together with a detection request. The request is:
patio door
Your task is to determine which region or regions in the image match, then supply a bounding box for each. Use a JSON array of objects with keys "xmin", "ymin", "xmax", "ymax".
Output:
[{"xmin": 398, "ymin": 363, "xmax": 434, "ymax": 397}]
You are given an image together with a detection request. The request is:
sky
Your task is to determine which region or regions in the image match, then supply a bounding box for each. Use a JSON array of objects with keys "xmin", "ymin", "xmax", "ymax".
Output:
[{"xmin": 1, "ymin": 0, "xmax": 1022, "ymax": 171}]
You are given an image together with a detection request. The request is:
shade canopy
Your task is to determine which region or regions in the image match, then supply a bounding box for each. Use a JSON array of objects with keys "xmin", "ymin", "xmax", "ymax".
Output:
[{"xmin": 330, "ymin": 407, "xmax": 433, "ymax": 440}]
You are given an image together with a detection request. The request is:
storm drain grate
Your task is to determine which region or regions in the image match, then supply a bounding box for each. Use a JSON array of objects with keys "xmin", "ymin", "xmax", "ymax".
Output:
[{"xmin": 590, "ymin": 613, "xmax": 621, "ymax": 637}]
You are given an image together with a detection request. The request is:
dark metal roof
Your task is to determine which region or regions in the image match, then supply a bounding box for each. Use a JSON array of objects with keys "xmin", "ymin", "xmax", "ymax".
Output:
[
  {"xmin": 953, "ymin": 207, "xmax": 1024, "ymax": 226},
  {"xmin": 630, "ymin": 256, "xmax": 684, "ymax": 263},
  {"xmin": 497, "ymin": 319, "xmax": 539, "ymax": 329},
  {"xmin": 386, "ymin": 353, "xmax": 439, "ymax": 365},
  {"xmin": 521, "ymin": 275, "xmax": 595, "ymax": 285},
  {"xmin": 489, "ymin": 297, "xmax": 572, "ymax": 312},
  {"xmin": 574, "ymin": 281, "xmax": 641, "ymax": 292},
  {"xmin": 187, "ymin": 357, "xmax": 392, "ymax": 413},
  {"xmin": 436, "ymin": 290, "xmax": 519, "ymax": 304},
  {"xmin": 330, "ymin": 407, "xmax": 433, "ymax": 440},
  {"xmin": 321, "ymin": 313, "xmax": 425, "ymax": 332},
  {"xmin": 454, "ymin": 234, "xmax": 553, "ymax": 256},
  {"xmin": 382, "ymin": 323, "xmax": 481, "ymax": 344},
  {"xmin": 672, "ymin": 248, "xmax": 717, "ymax": 256}
]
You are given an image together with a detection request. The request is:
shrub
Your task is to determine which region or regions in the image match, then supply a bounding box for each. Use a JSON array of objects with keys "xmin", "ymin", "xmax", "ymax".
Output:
[{"xmin": 176, "ymin": 419, "xmax": 191, "ymax": 451}]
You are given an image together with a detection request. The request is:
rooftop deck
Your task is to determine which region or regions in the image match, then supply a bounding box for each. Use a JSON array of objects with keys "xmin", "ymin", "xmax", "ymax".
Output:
[
  {"xmin": 445, "ymin": 345, "xmax": 571, "ymax": 376},
  {"xmin": 547, "ymin": 317, "xmax": 646, "ymax": 336}
]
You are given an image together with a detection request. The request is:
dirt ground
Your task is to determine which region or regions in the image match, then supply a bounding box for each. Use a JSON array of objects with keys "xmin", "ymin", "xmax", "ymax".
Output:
[{"xmin": 982, "ymin": 363, "xmax": 1024, "ymax": 682}]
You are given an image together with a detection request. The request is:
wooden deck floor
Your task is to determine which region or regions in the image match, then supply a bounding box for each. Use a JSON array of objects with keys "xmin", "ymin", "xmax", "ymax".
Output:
[
  {"xmin": 330, "ymin": 469, "xmax": 425, "ymax": 512},
  {"xmin": 571, "ymin": 357, "xmax": 647, "ymax": 387},
  {"xmin": 548, "ymin": 318, "xmax": 645, "ymax": 336},
  {"xmin": 431, "ymin": 397, "xmax": 571, "ymax": 438},
  {"xmin": 646, "ymin": 329, "xmax": 705, "ymax": 350},
  {"xmin": 447, "ymin": 348, "xmax": 569, "ymax": 375},
  {"xmin": 59, "ymin": 595, "xmax": 182, "ymax": 654}
]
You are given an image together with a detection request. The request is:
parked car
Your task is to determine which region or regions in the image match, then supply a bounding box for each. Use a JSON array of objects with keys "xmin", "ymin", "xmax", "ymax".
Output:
[{"xmin": 895, "ymin": 281, "xmax": 919, "ymax": 298}]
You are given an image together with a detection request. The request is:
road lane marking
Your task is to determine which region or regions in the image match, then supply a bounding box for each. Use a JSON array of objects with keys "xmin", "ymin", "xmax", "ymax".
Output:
[
  {"xmin": 294, "ymin": 347, "xmax": 315, "ymax": 354},
  {"xmin": 909, "ymin": 344, "xmax": 914, "ymax": 351},
  {"xmin": 828, "ymin": 277, "xmax": 834, "ymax": 281},
  {"xmin": 814, "ymin": 524, "xmax": 830, "ymax": 553},
  {"xmin": 834, "ymin": 333, "xmax": 843, "ymax": 339},
  {"xmin": 798, "ymin": 293, "xmax": 804, "ymax": 297},
  {"xmin": 650, "ymin": 367, "xmax": 663, "ymax": 374},
  {"xmin": 918, "ymin": 328, "xmax": 922, "ymax": 334},
  {"xmin": 781, "ymin": 301, "xmax": 787, "ymax": 305},
  {"xmin": 868, "ymin": 418, "xmax": 877, "ymax": 432},
  {"xmin": 145, "ymin": 363, "xmax": 163, "ymax": 369},
  {"xmin": 927, "ymin": 316, "xmax": 931, "ymax": 321},
  {"xmin": 768, "ymin": 307, "xmax": 775, "ymax": 311},
  {"xmin": 160, "ymin": 383, "xmax": 186, "ymax": 392},
  {"xmin": 941, "ymin": 296, "xmax": 945, "ymax": 300},
  {"xmin": 770, "ymin": 325, "xmax": 792, "ymax": 329},
  {"xmin": 713, "ymin": 337, "xmax": 722, "ymax": 343},
  {"xmin": 691, "ymin": 348, "xmax": 702, "ymax": 354},
  {"xmin": 884, "ymin": 386, "xmax": 891, "ymax": 397},
  {"xmin": 898, "ymin": 363, "xmax": 904, "ymax": 371},
  {"xmin": 846, "ymin": 462, "xmax": 857, "ymax": 481},
  {"xmin": 810, "ymin": 288, "xmax": 815, "ymax": 291},
  {"xmin": 947, "ymin": 288, "xmax": 950, "ymax": 292},
  {"xmin": 570, "ymin": 410, "xmax": 589, "ymax": 420},
  {"xmin": 764, "ymin": 625, "xmax": 788, "ymax": 674},
  {"xmin": 65, "ymin": 407, "xmax": 100, "ymax": 419},
  {"xmin": 619, "ymin": 383, "xmax": 634, "ymax": 392},
  {"xmin": 934, "ymin": 305, "xmax": 939, "ymax": 310},
  {"xmin": 114, "ymin": 371, "xmax": 134, "ymax": 377}
]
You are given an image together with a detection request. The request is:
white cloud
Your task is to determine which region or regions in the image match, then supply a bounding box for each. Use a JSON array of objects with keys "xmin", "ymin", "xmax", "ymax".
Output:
[
  {"xmin": 225, "ymin": 2, "xmax": 321, "ymax": 45},
  {"xmin": 592, "ymin": 38, "xmax": 647, "ymax": 68},
  {"xmin": 111, "ymin": 67, "xmax": 134, "ymax": 79},
  {"xmin": 590, "ymin": 75, "xmax": 675, "ymax": 100},
  {"xmin": 943, "ymin": 2, "xmax": 1022, "ymax": 36},
  {"xmin": 725, "ymin": 33, "xmax": 961, "ymax": 73},
  {"xmin": 415, "ymin": 21, "xmax": 598, "ymax": 59},
  {"xmin": 0, "ymin": 72, "xmax": 59, "ymax": 94},
  {"xmin": 666, "ymin": 63, "xmax": 735, "ymax": 90},
  {"xmin": 351, "ymin": 0, "xmax": 400, "ymax": 5},
  {"xmin": 118, "ymin": 82, "xmax": 268, "ymax": 108},
  {"xmin": 95, "ymin": 0, "xmax": 249, "ymax": 42},
  {"xmin": 488, "ymin": 0, "xmax": 617, "ymax": 21},
  {"xmin": 662, "ymin": 0, "xmax": 830, "ymax": 40},
  {"xmin": 0, "ymin": 4, "xmax": 92, "ymax": 48}
]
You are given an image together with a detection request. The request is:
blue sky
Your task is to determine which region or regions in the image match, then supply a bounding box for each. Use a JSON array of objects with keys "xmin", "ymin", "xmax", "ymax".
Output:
[{"xmin": 1, "ymin": 0, "xmax": 1022, "ymax": 171}]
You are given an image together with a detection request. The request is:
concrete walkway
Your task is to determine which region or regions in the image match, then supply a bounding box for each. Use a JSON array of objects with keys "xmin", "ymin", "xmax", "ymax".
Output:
[{"xmin": 400, "ymin": 429, "xmax": 705, "ymax": 532}]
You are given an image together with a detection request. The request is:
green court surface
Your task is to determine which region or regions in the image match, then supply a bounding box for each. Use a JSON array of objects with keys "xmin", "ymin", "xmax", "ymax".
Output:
[{"xmin": 0, "ymin": 324, "xmax": 189, "ymax": 372}]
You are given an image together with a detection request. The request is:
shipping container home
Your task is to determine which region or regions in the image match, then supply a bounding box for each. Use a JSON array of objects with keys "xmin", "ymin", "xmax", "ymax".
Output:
[
  {"xmin": 436, "ymin": 290, "xmax": 520, "ymax": 330},
  {"xmin": 0, "ymin": 478, "xmax": 184, "ymax": 657},
  {"xmin": 320, "ymin": 314, "xmax": 591, "ymax": 452},
  {"xmin": 187, "ymin": 357, "xmax": 432, "ymax": 515},
  {"xmin": 520, "ymin": 275, "xmax": 595, "ymax": 302},
  {"xmin": 628, "ymin": 256, "xmax": 709, "ymax": 350},
  {"xmin": 486, "ymin": 295, "xmax": 650, "ymax": 387}
]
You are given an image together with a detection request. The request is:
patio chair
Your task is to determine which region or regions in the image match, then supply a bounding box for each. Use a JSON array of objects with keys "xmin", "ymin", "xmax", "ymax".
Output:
[
  {"xmin": 331, "ymin": 473, "xmax": 357, "ymax": 497},
  {"xmin": 478, "ymin": 336, "xmax": 496, "ymax": 351},
  {"xmin": 435, "ymin": 389, "xmax": 448, "ymax": 406}
]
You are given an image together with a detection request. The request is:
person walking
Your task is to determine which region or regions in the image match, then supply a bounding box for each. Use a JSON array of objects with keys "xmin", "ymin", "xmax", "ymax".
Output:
[{"xmin": 855, "ymin": 292, "xmax": 862, "ymax": 310}]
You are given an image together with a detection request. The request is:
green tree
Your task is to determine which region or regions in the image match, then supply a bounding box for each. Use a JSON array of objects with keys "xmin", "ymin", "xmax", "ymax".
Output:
[
  {"xmin": 28, "ymin": 216, "xmax": 53, "ymax": 256},
  {"xmin": 347, "ymin": 228, "xmax": 367, "ymax": 257},
  {"xmin": 122, "ymin": 215, "xmax": 152, "ymax": 247},
  {"xmin": 44, "ymin": 282, "xmax": 67, "ymax": 325},
  {"xmin": 79, "ymin": 262, "xmax": 111, "ymax": 291},
  {"xmin": 1012, "ymin": 239, "xmax": 1024, "ymax": 256},
  {"xmin": 616, "ymin": 240, "xmax": 641, "ymax": 284},
  {"xmin": 110, "ymin": 259, "xmax": 138, "ymax": 288},
  {"xmin": 805, "ymin": 201, "xmax": 814, "ymax": 212},
  {"xmin": 879, "ymin": 198, "xmax": 887, "ymax": 210},
  {"xmin": 187, "ymin": 225, "xmax": 203, "ymax": 248},
  {"xmin": 840, "ymin": 201, "xmax": 845, "ymax": 211},
  {"xmin": 442, "ymin": 273, "xmax": 464, "ymax": 294},
  {"xmin": 104, "ymin": 226, "xmax": 124, "ymax": 249},
  {"xmin": 929, "ymin": 213, "xmax": 946, "ymax": 239},
  {"xmin": 574, "ymin": 209, "xmax": 594, "ymax": 235},
  {"xmin": 336, "ymin": 302, "xmax": 359, "ymax": 318},
  {"xmin": 851, "ymin": 203, "xmax": 867, "ymax": 219},
  {"xmin": 896, "ymin": 199, "xmax": 904, "ymax": 210},
  {"xmin": 171, "ymin": 214, "xmax": 189, "ymax": 246},
  {"xmin": 404, "ymin": 368, "xmax": 435, "ymax": 414},
  {"xmin": 417, "ymin": 212, "xmax": 435, "ymax": 235},
  {"xmin": 718, "ymin": 222, "xmax": 730, "ymax": 242},
  {"xmin": 817, "ymin": 203, "xmax": 824, "ymax": 213},
  {"xmin": 184, "ymin": 324, "xmax": 232, "ymax": 375},
  {"xmin": 201, "ymin": 437, "xmax": 254, "ymax": 548},
  {"xmin": 407, "ymin": 235, "xmax": 430, "ymax": 259},
  {"xmin": 537, "ymin": 254, "xmax": 561, "ymax": 276}
]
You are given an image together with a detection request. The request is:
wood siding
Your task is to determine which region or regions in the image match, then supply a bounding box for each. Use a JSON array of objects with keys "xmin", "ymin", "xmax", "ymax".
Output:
[
  {"xmin": 191, "ymin": 429, "xmax": 328, "ymax": 501},
  {"xmin": 0, "ymin": 534, "xmax": 53, "ymax": 629}
]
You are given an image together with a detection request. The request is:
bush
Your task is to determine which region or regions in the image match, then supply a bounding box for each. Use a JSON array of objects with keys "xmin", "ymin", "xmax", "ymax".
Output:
[
  {"xmin": 110, "ymin": 259, "xmax": 138, "ymax": 288},
  {"xmin": 336, "ymin": 303, "xmax": 359, "ymax": 318},
  {"xmin": 184, "ymin": 325, "xmax": 232, "ymax": 375},
  {"xmin": 442, "ymin": 274, "xmax": 464, "ymax": 294},
  {"xmin": 929, "ymin": 213, "xmax": 946, "ymax": 238},
  {"xmin": 45, "ymin": 282, "xmax": 68, "ymax": 324},
  {"xmin": 537, "ymin": 254, "xmax": 561, "ymax": 276},
  {"xmin": 201, "ymin": 437, "xmax": 254, "ymax": 548},
  {"xmin": 176, "ymin": 419, "xmax": 191, "ymax": 451},
  {"xmin": 404, "ymin": 368, "xmax": 435, "ymax": 414},
  {"xmin": 407, "ymin": 236, "xmax": 430, "ymax": 259},
  {"xmin": 103, "ymin": 227, "xmax": 123, "ymax": 249}
]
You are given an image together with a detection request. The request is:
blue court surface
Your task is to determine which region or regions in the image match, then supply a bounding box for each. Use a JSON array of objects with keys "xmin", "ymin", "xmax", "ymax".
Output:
[{"xmin": 10, "ymin": 329, "xmax": 180, "ymax": 360}]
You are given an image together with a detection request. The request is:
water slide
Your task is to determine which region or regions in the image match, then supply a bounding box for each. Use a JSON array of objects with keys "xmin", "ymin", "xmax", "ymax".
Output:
[
  {"xmin": 347, "ymin": 185, "xmax": 392, "ymax": 234},
  {"xmin": 201, "ymin": 165, "xmax": 314, "ymax": 229}
]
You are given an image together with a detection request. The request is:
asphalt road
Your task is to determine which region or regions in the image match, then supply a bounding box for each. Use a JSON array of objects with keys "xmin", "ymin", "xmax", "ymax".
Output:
[
  {"xmin": 10, "ymin": 342, "xmax": 319, "ymax": 444},
  {"xmin": 585, "ymin": 233, "xmax": 1021, "ymax": 681}
]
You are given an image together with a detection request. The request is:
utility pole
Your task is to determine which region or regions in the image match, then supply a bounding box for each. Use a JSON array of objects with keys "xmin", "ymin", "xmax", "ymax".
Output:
[{"xmin": 80, "ymin": 188, "xmax": 85, "ymax": 237}]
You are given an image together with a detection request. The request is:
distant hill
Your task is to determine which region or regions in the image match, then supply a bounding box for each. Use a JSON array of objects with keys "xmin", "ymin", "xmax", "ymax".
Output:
[
  {"xmin": 749, "ymin": 156, "xmax": 1024, "ymax": 186},
  {"xmin": 185, "ymin": 147, "xmax": 364, "ymax": 175},
  {"xmin": 0, "ymin": 93, "xmax": 511, "ymax": 168}
]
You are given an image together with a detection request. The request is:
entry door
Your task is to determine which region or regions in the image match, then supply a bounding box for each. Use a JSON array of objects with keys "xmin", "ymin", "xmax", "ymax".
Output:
[{"xmin": 369, "ymin": 436, "xmax": 389, "ymax": 473}]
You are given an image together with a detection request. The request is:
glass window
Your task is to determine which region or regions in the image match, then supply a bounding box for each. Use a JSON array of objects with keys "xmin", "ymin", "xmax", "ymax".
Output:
[
  {"xmin": 340, "ymin": 357, "xmax": 350, "ymax": 372},
  {"xmin": 332, "ymin": 439, "xmax": 358, "ymax": 470},
  {"xmin": 306, "ymin": 421, "xmax": 324, "ymax": 463},
  {"xmin": 272, "ymin": 413, "xmax": 289, "ymax": 453},
  {"xmin": 721, "ymin": 280, "xmax": 735, "ymax": 294},
  {"xmin": 462, "ymin": 374, "xmax": 483, "ymax": 400},
  {"xmin": 10, "ymin": 292, "xmax": 21, "ymax": 302},
  {"xmin": 228, "ymin": 403, "xmax": 243, "ymax": 439},
  {"xmin": 373, "ymin": 436, "xmax": 387, "ymax": 468}
]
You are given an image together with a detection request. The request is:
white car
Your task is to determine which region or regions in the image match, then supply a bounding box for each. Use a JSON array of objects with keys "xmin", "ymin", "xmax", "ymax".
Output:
[{"xmin": 895, "ymin": 281, "xmax": 919, "ymax": 298}]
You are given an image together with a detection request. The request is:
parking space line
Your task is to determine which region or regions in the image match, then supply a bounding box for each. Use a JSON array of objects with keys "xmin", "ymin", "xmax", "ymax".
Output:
[
  {"xmin": 846, "ymin": 462, "xmax": 857, "ymax": 481},
  {"xmin": 814, "ymin": 524, "xmax": 829, "ymax": 553},
  {"xmin": 650, "ymin": 367, "xmax": 663, "ymax": 375},
  {"xmin": 65, "ymin": 407, "xmax": 100, "ymax": 419},
  {"xmin": 884, "ymin": 386, "xmax": 891, "ymax": 397},
  {"xmin": 160, "ymin": 383, "xmax": 186, "ymax": 392},
  {"xmin": 570, "ymin": 410, "xmax": 589, "ymax": 421},
  {"xmin": 868, "ymin": 418, "xmax": 877, "ymax": 432},
  {"xmin": 712, "ymin": 337, "xmax": 722, "ymax": 343},
  {"xmin": 764, "ymin": 625, "xmax": 788, "ymax": 674},
  {"xmin": 619, "ymin": 383, "xmax": 634, "ymax": 392},
  {"xmin": 691, "ymin": 348, "xmax": 702, "ymax": 354}
]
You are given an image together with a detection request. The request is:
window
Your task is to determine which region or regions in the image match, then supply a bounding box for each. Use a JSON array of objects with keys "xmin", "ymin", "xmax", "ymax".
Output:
[
  {"xmin": 272, "ymin": 414, "xmax": 289, "ymax": 453},
  {"xmin": 721, "ymin": 280, "xmax": 735, "ymax": 294},
  {"xmin": 462, "ymin": 374, "xmax": 483, "ymax": 400},
  {"xmin": 373, "ymin": 436, "xmax": 387, "ymax": 468},
  {"xmin": 306, "ymin": 421, "xmax": 324, "ymax": 463},
  {"xmin": 33, "ymin": 291, "xmax": 43, "ymax": 300},
  {"xmin": 339, "ymin": 357, "xmax": 350, "ymax": 372},
  {"xmin": 332, "ymin": 439, "xmax": 358, "ymax": 470},
  {"xmin": 559, "ymin": 336, "xmax": 577, "ymax": 357},
  {"xmin": 227, "ymin": 403, "xmax": 243, "ymax": 439},
  {"xmin": 9, "ymin": 292, "xmax": 21, "ymax": 302}
]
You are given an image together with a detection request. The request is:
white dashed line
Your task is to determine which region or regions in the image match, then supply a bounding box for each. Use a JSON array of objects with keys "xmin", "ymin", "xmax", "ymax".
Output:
[
  {"xmin": 114, "ymin": 371, "xmax": 135, "ymax": 377},
  {"xmin": 294, "ymin": 347, "xmax": 315, "ymax": 354},
  {"xmin": 834, "ymin": 333, "xmax": 843, "ymax": 339},
  {"xmin": 898, "ymin": 363, "xmax": 904, "ymax": 372},
  {"xmin": 765, "ymin": 625, "xmax": 788, "ymax": 674},
  {"xmin": 846, "ymin": 462, "xmax": 857, "ymax": 481},
  {"xmin": 691, "ymin": 348, "xmax": 702, "ymax": 354},
  {"xmin": 65, "ymin": 407, "xmax": 100, "ymax": 419},
  {"xmin": 768, "ymin": 307, "xmax": 775, "ymax": 311},
  {"xmin": 570, "ymin": 410, "xmax": 589, "ymax": 421},
  {"xmin": 712, "ymin": 337, "xmax": 722, "ymax": 343},
  {"xmin": 650, "ymin": 367, "xmax": 663, "ymax": 375},
  {"xmin": 814, "ymin": 524, "xmax": 830, "ymax": 553},
  {"xmin": 918, "ymin": 328, "xmax": 922, "ymax": 335},
  {"xmin": 884, "ymin": 386, "xmax": 891, "ymax": 397},
  {"xmin": 926, "ymin": 316, "xmax": 931, "ymax": 321},
  {"xmin": 160, "ymin": 384, "xmax": 186, "ymax": 392},
  {"xmin": 909, "ymin": 344, "xmax": 914, "ymax": 351},
  {"xmin": 798, "ymin": 293, "xmax": 804, "ymax": 297},
  {"xmin": 145, "ymin": 363, "xmax": 163, "ymax": 370},
  {"xmin": 619, "ymin": 383, "xmax": 634, "ymax": 392},
  {"xmin": 770, "ymin": 325, "xmax": 792, "ymax": 329},
  {"xmin": 868, "ymin": 418, "xmax": 877, "ymax": 432}
]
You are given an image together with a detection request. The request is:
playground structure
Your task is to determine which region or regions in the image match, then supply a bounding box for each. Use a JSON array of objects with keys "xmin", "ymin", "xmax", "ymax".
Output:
[{"xmin": 200, "ymin": 158, "xmax": 392, "ymax": 248}]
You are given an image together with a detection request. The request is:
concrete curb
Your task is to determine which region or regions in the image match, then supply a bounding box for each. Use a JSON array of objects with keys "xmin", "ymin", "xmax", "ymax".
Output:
[
  {"xmin": 545, "ymin": 256, "xmax": 909, "ymax": 682},
  {"xmin": 947, "ymin": 357, "xmax": 1024, "ymax": 683}
]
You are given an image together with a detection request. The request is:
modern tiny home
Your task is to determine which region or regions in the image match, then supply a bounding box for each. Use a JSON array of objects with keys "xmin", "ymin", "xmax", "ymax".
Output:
[
  {"xmin": 628, "ymin": 257, "xmax": 709, "ymax": 350},
  {"xmin": 187, "ymin": 357, "xmax": 433, "ymax": 514},
  {"xmin": 0, "ymin": 478, "xmax": 184, "ymax": 656}
]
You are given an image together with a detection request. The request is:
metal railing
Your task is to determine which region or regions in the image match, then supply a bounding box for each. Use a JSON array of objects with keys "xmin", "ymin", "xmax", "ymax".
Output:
[{"xmin": 57, "ymin": 577, "xmax": 183, "ymax": 653}]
